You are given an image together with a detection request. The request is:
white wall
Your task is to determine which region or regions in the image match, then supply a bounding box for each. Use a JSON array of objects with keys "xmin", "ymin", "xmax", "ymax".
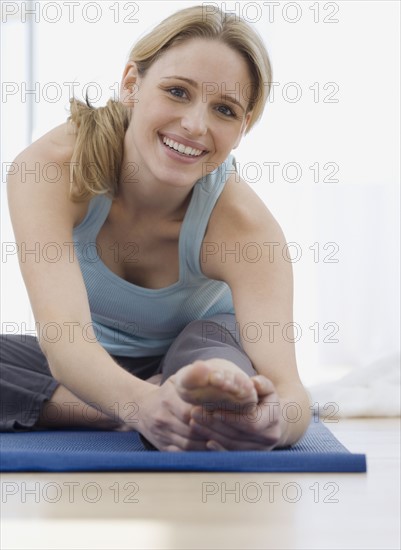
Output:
[{"xmin": 1, "ymin": 1, "xmax": 400, "ymax": 385}]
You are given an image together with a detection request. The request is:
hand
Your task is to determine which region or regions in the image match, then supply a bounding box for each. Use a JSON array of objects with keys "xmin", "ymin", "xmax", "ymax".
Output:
[
  {"xmin": 135, "ymin": 379, "xmax": 211, "ymax": 451},
  {"xmin": 188, "ymin": 375, "xmax": 283, "ymax": 451}
]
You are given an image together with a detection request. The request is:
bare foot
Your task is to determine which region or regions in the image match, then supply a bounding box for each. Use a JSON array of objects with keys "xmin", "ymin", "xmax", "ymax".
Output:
[{"xmin": 171, "ymin": 358, "xmax": 258, "ymax": 408}]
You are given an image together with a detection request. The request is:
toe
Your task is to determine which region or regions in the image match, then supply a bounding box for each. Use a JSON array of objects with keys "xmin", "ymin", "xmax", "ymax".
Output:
[{"xmin": 176, "ymin": 361, "xmax": 210, "ymax": 390}]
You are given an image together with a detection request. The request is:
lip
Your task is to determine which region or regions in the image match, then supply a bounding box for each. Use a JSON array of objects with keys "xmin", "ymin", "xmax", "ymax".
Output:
[
  {"xmin": 158, "ymin": 133, "xmax": 207, "ymax": 164},
  {"xmin": 159, "ymin": 132, "xmax": 209, "ymax": 152}
]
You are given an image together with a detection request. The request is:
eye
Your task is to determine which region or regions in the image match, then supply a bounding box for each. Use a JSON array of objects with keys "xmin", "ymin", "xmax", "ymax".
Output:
[
  {"xmin": 167, "ymin": 87, "xmax": 187, "ymax": 99},
  {"xmin": 216, "ymin": 104, "xmax": 237, "ymax": 118}
]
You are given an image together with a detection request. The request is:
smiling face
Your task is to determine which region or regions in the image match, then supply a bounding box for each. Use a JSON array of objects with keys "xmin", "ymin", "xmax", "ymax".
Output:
[{"xmin": 120, "ymin": 38, "xmax": 253, "ymax": 191}]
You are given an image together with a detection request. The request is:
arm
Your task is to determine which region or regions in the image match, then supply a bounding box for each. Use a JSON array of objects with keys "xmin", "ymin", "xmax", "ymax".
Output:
[
  {"xmin": 201, "ymin": 175, "xmax": 311, "ymax": 448},
  {"xmin": 6, "ymin": 145, "xmax": 152, "ymax": 428},
  {"xmin": 7, "ymin": 142, "xmax": 214, "ymax": 449}
]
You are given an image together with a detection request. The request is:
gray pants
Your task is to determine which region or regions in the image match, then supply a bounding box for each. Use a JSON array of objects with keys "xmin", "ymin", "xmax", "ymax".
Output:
[{"xmin": 0, "ymin": 314, "xmax": 257, "ymax": 432}]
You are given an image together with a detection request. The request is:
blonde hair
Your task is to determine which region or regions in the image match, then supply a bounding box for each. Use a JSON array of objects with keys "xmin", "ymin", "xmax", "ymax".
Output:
[{"xmin": 67, "ymin": 5, "xmax": 273, "ymax": 202}]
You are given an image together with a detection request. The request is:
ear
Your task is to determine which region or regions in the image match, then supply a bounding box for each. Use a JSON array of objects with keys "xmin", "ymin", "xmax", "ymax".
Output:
[
  {"xmin": 232, "ymin": 111, "xmax": 253, "ymax": 149},
  {"xmin": 119, "ymin": 61, "xmax": 140, "ymax": 108}
]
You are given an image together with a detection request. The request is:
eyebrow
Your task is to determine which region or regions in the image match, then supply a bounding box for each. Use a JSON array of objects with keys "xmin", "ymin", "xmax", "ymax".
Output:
[{"xmin": 161, "ymin": 75, "xmax": 246, "ymax": 112}]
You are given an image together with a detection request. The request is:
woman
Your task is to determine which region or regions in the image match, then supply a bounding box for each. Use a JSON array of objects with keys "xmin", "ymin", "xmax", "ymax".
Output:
[{"xmin": 2, "ymin": 5, "xmax": 311, "ymax": 451}]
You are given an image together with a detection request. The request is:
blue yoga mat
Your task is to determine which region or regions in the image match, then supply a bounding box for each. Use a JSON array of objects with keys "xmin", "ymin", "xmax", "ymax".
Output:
[{"xmin": 0, "ymin": 418, "xmax": 366, "ymax": 472}]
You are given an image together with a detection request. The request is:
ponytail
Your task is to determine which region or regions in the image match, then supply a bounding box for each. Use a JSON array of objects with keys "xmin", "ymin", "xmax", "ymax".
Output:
[{"xmin": 67, "ymin": 95, "xmax": 130, "ymax": 202}]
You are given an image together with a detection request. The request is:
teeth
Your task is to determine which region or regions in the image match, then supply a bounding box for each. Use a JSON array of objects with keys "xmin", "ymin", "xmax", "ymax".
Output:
[{"xmin": 162, "ymin": 136, "xmax": 204, "ymax": 157}]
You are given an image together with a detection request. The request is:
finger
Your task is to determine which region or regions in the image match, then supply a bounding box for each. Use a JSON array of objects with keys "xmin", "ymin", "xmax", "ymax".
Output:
[
  {"xmin": 191, "ymin": 399, "xmax": 276, "ymax": 430},
  {"xmin": 206, "ymin": 422, "xmax": 280, "ymax": 450},
  {"xmin": 190, "ymin": 417, "xmax": 252, "ymax": 442},
  {"xmin": 206, "ymin": 440, "xmax": 226, "ymax": 451},
  {"xmin": 196, "ymin": 427, "xmax": 275, "ymax": 451},
  {"xmin": 190, "ymin": 396, "xmax": 281, "ymax": 441},
  {"xmin": 162, "ymin": 412, "xmax": 209, "ymax": 442},
  {"xmin": 170, "ymin": 408, "xmax": 281, "ymax": 450},
  {"xmin": 190, "ymin": 416, "xmax": 270, "ymax": 445},
  {"xmin": 157, "ymin": 430, "xmax": 210, "ymax": 451}
]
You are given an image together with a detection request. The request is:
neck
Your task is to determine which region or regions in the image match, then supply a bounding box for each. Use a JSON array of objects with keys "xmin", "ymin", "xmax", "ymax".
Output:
[{"xmin": 116, "ymin": 159, "xmax": 194, "ymax": 223}]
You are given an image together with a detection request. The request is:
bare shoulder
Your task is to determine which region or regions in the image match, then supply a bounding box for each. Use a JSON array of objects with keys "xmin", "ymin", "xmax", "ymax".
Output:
[
  {"xmin": 12, "ymin": 120, "xmax": 89, "ymax": 227},
  {"xmin": 201, "ymin": 171, "xmax": 286, "ymax": 281},
  {"xmin": 20, "ymin": 120, "xmax": 77, "ymax": 160},
  {"xmin": 7, "ymin": 121, "xmax": 98, "ymax": 351}
]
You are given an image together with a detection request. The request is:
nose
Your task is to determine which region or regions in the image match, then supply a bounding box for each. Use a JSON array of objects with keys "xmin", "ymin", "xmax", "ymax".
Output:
[{"xmin": 180, "ymin": 102, "xmax": 208, "ymax": 137}]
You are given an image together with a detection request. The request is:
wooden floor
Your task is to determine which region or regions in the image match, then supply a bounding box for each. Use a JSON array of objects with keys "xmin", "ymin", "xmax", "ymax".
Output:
[{"xmin": 1, "ymin": 417, "xmax": 400, "ymax": 550}]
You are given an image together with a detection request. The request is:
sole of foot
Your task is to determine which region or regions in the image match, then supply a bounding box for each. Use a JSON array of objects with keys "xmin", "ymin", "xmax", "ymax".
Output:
[{"xmin": 172, "ymin": 359, "xmax": 258, "ymax": 408}]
